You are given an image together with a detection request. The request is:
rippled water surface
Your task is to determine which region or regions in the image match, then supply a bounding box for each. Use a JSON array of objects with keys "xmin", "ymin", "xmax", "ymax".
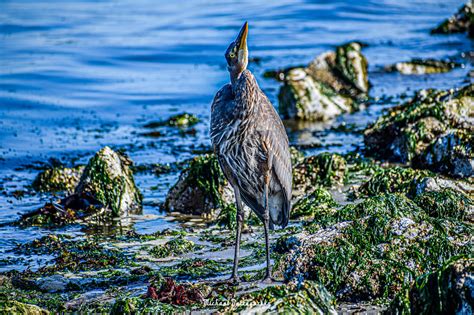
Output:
[{"xmin": 0, "ymin": 0, "xmax": 472, "ymax": 267}]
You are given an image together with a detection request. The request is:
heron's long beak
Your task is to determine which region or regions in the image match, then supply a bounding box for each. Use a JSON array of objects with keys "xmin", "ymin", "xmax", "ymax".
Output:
[{"xmin": 236, "ymin": 22, "xmax": 248, "ymax": 52}]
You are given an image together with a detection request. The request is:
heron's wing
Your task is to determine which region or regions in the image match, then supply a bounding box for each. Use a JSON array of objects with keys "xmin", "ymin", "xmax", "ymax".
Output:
[{"xmin": 210, "ymin": 84, "xmax": 233, "ymax": 145}]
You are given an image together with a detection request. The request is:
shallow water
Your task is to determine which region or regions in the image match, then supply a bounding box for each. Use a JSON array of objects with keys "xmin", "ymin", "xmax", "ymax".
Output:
[{"xmin": 0, "ymin": 0, "xmax": 472, "ymax": 270}]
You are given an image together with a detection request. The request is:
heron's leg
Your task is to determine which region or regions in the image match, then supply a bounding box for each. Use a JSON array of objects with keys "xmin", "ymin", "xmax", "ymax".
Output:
[
  {"xmin": 263, "ymin": 176, "xmax": 272, "ymax": 282},
  {"xmin": 230, "ymin": 188, "xmax": 244, "ymax": 283}
]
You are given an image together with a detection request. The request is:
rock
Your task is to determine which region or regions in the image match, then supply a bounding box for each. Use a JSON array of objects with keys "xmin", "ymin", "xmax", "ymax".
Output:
[
  {"xmin": 0, "ymin": 300, "xmax": 49, "ymax": 314},
  {"xmin": 413, "ymin": 129, "xmax": 474, "ymax": 178},
  {"xmin": 415, "ymin": 176, "xmax": 474, "ymax": 198},
  {"xmin": 293, "ymin": 153, "xmax": 347, "ymax": 194},
  {"xmin": 35, "ymin": 274, "xmax": 68, "ymax": 293},
  {"xmin": 165, "ymin": 154, "xmax": 232, "ymax": 216},
  {"xmin": 385, "ymin": 59, "xmax": 460, "ymax": 75},
  {"xmin": 278, "ymin": 42, "xmax": 368, "ymax": 121},
  {"xmin": 389, "ymin": 257, "xmax": 474, "ymax": 314},
  {"xmin": 33, "ymin": 166, "xmax": 84, "ymax": 193},
  {"xmin": 431, "ymin": 2, "xmax": 473, "ymax": 38},
  {"xmin": 144, "ymin": 113, "xmax": 200, "ymax": 129},
  {"xmin": 364, "ymin": 84, "xmax": 474, "ymax": 168},
  {"xmin": 276, "ymin": 193, "xmax": 472, "ymax": 301},
  {"xmin": 76, "ymin": 146, "xmax": 142, "ymax": 217}
]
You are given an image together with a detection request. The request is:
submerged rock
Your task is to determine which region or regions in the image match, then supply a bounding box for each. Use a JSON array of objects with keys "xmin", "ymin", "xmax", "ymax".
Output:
[
  {"xmin": 33, "ymin": 166, "xmax": 84, "ymax": 193},
  {"xmin": 276, "ymin": 193, "xmax": 472, "ymax": 301},
  {"xmin": 164, "ymin": 154, "xmax": 232, "ymax": 216},
  {"xmin": 385, "ymin": 59, "xmax": 460, "ymax": 75},
  {"xmin": 76, "ymin": 146, "xmax": 142, "ymax": 217},
  {"xmin": 389, "ymin": 257, "xmax": 474, "ymax": 314},
  {"xmin": 431, "ymin": 2, "xmax": 473, "ymax": 38},
  {"xmin": 277, "ymin": 42, "xmax": 368, "ymax": 121},
  {"xmin": 364, "ymin": 84, "xmax": 474, "ymax": 176},
  {"xmin": 144, "ymin": 113, "xmax": 200, "ymax": 129}
]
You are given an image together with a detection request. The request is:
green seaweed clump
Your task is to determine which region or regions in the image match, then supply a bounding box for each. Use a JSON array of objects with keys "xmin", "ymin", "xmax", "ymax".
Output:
[
  {"xmin": 389, "ymin": 256, "xmax": 473, "ymax": 314},
  {"xmin": 222, "ymin": 281, "xmax": 336, "ymax": 314},
  {"xmin": 149, "ymin": 236, "xmax": 200, "ymax": 259},
  {"xmin": 278, "ymin": 193, "xmax": 472, "ymax": 302},
  {"xmin": 165, "ymin": 154, "xmax": 229, "ymax": 216},
  {"xmin": 293, "ymin": 152, "xmax": 347, "ymax": 193},
  {"xmin": 431, "ymin": 2, "xmax": 473, "ymax": 38},
  {"xmin": 159, "ymin": 258, "xmax": 227, "ymax": 279},
  {"xmin": 291, "ymin": 187, "xmax": 338, "ymax": 219},
  {"xmin": 76, "ymin": 146, "xmax": 143, "ymax": 217},
  {"xmin": 413, "ymin": 188, "xmax": 473, "ymax": 222},
  {"xmin": 358, "ymin": 166, "xmax": 432, "ymax": 198},
  {"xmin": 32, "ymin": 166, "xmax": 84, "ymax": 193},
  {"xmin": 0, "ymin": 300, "xmax": 50, "ymax": 315}
]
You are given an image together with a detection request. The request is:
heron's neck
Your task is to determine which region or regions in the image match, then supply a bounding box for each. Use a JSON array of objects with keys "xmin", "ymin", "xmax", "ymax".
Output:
[{"xmin": 230, "ymin": 69, "xmax": 244, "ymax": 88}]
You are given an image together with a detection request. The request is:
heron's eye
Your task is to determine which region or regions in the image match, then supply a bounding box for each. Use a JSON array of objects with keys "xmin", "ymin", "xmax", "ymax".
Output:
[{"xmin": 229, "ymin": 52, "xmax": 235, "ymax": 58}]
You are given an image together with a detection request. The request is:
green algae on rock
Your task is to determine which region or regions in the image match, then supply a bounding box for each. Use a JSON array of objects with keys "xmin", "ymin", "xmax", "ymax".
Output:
[
  {"xmin": 32, "ymin": 166, "xmax": 84, "ymax": 193},
  {"xmin": 293, "ymin": 152, "xmax": 347, "ymax": 194},
  {"xmin": 431, "ymin": 2, "xmax": 473, "ymax": 38},
  {"xmin": 364, "ymin": 84, "xmax": 474, "ymax": 172},
  {"xmin": 385, "ymin": 59, "xmax": 461, "ymax": 75},
  {"xmin": 165, "ymin": 154, "xmax": 232, "ymax": 216},
  {"xmin": 76, "ymin": 146, "xmax": 143, "ymax": 217},
  {"xmin": 0, "ymin": 300, "xmax": 50, "ymax": 315},
  {"xmin": 148, "ymin": 236, "xmax": 200, "ymax": 259},
  {"xmin": 276, "ymin": 193, "xmax": 472, "ymax": 302},
  {"xmin": 277, "ymin": 42, "xmax": 368, "ymax": 121},
  {"xmin": 389, "ymin": 256, "xmax": 474, "ymax": 314}
]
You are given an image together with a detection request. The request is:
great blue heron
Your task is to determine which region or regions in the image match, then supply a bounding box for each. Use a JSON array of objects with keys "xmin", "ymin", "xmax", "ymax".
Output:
[{"xmin": 210, "ymin": 22, "xmax": 292, "ymax": 283}]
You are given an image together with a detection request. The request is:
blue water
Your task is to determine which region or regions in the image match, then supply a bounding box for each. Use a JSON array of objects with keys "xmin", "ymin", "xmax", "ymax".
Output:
[{"xmin": 0, "ymin": 0, "xmax": 472, "ymax": 269}]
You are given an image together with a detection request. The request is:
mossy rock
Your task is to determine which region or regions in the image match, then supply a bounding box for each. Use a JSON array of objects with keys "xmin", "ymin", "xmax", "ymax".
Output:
[
  {"xmin": 277, "ymin": 193, "xmax": 472, "ymax": 301},
  {"xmin": 164, "ymin": 154, "xmax": 232, "ymax": 216},
  {"xmin": 431, "ymin": 3, "xmax": 473, "ymax": 38},
  {"xmin": 413, "ymin": 129, "xmax": 474, "ymax": 178},
  {"xmin": 385, "ymin": 59, "xmax": 460, "ymax": 75},
  {"xmin": 413, "ymin": 188, "xmax": 473, "ymax": 222},
  {"xmin": 293, "ymin": 152, "xmax": 347, "ymax": 194},
  {"xmin": 277, "ymin": 42, "xmax": 368, "ymax": 121},
  {"xmin": 364, "ymin": 84, "xmax": 473, "ymax": 165},
  {"xmin": 33, "ymin": 166, "xmax": 84, "ymax": 193},
  {"xmin": 291, "ymin": 187, "xmax": 338, "ymax": 219},
  {"xmin": 75, "ymin": 146, "xmax": 143, "ymax": 217},
  {"xmin": 388, "ymin": 256, "xmax": 474, "ymax": 314},
  {"xmin": 148, "ymin": 236, "xmax": 199, "ymax": 258},
  {"xmin": 0, "ymin": 300, "xmax": 50, "ymax": 314},
  {"xmin": 358, "ymin": 166, "xmax": 432, "ymax": 198}
]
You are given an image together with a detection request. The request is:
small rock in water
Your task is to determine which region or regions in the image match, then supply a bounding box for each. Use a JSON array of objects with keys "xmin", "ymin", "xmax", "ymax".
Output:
[
  {"xmin": 32, "ymin": 165, "xmax": 84, "ymax": 193},
  {"xmin": 431, "ymin": 2, "xmax": 473, "ymax": 38},
  {"xmin": 277, "ymin": 42, "xmax": 369, "ymax": 121},
  {"xmin": 76, "ymin": 146, "xmax": 143, "ymax": 217},
  {"xmin": 385, "ymin": 58, "xmax": 460, "ymax": 75}
]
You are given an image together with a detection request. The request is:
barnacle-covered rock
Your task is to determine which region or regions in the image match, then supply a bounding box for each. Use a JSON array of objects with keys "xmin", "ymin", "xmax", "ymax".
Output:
[
  {"xmin": 413, "ymin": 129, "xmax": 474, "ymax": 178},
  {"xmin": 291, "ymin": 187, "xmax": 337, "ymax": 219},
  {"xmin": 385, "ymin": 59, "xmax": 460, "ymax": 75},
  {"xmin": 293, "ymin": 153, "xmax": 347, "ymax": 194},
  {"xmin": 75, "ymin": 146, "xmax": 143, "ymax": 217},
  {"xmin": 165, "ymin": 154, "xmax": 233, "ymax": 216},
  {"xmin": 364, "ymin": 84, "xmax": 474, "ymax": 168},
  {"xmin": 33, "ymin": 166, "xmax": 84, "ymax": 193},
  {"xmin": 278, "ymin": 42, "xmax": 368, "ymax": 121},
  {"xmin": 431, "ymin": 2, "xmax": 473, "ymax": 38},
  {"xmin": 389, "ymin": 257, "xmax": 474, "ymax": 314},
  {"xmin": 276, "ymin": 193, "xmax": 472, "ymax": 301},
  {"xmin": 0, "ymin": 300, "xmax": 50, "ymax": 315},
  {"xmin": 414, "ymin": 176, "xmax": 474, "ymax": 198}
]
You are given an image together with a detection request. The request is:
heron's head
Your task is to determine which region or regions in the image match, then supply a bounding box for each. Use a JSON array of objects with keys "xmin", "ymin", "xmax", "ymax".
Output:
[{"xmin": 225, "ymin": 22, "xmax": 248, "ymax": 82}]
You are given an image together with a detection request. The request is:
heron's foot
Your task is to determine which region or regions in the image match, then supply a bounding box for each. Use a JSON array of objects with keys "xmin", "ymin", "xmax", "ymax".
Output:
[
  {"xmin": 226, "ymin": 275, "xmax": 240, "ymax": 285},
  {"xmin": 261, "ymin": 274, "xmax": 274, "ymax": 284}
]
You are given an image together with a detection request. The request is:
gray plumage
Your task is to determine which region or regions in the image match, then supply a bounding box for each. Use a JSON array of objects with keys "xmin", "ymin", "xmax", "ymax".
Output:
[{"xmin": 210, "ymin": 22, "xmax": 292, "ymax": 282}]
